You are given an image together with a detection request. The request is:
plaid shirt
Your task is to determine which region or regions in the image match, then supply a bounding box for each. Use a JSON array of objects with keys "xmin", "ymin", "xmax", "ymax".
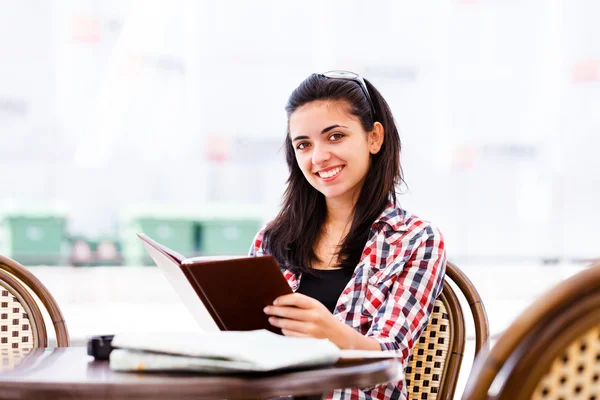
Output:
[{"xmin": 249, "ymin": 202, "xmax": 446, "ymax": 400}]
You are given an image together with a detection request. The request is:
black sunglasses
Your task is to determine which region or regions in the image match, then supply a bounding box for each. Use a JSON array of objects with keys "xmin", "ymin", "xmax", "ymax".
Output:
[{"xmin": 320, "ymin": 70, "xmax": 376, "ymax": 119}]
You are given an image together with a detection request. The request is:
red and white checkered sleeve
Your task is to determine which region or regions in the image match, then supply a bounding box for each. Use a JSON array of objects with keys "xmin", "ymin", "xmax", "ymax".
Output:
[
  {"xmin": 248, "ymin": 229, "xmax": 266, "ymax": 257},
  {"xmin": 367, "ymin": 224, "xmax": 446, "ymax": 365}
]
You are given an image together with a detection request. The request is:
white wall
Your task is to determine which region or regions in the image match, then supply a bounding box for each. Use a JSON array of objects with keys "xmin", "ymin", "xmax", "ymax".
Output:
[{"xmin": 0, "ymin": 0, "xmax": 598, "ymax": 260}]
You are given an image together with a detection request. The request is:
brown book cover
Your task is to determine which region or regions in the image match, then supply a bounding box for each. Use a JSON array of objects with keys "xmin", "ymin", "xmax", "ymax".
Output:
[{"xmin": 137, "ymin": 233, "xmax": 292, "ymax": 334}]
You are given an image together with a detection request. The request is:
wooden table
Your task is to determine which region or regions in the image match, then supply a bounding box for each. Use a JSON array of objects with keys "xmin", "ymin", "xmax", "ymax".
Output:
[{"xmin": 0, "ymin": 347, "xmax": 403, "ymax": 399}]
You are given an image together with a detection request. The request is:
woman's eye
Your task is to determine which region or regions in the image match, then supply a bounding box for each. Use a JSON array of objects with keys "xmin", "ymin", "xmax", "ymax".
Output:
[
  {"xmin": 296, "ymin": 142, "xmax": 310, "ymax": 150},
  {"xmin": 329, "ymin": 133, "xmax": 344, "ymax": 141}
]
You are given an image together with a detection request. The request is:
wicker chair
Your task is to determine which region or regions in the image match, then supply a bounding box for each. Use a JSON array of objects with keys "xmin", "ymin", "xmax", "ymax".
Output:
[
  {"xmin": 0, "ymin": 255, "xmax": 69, "ymax": 370},
  {"xmin": 462, "ymin": 261, "xmax": 600, "ymax": 400},
  {"xmin": 405, "ymin": 261, "xmax": 490, "ymax": 400}
]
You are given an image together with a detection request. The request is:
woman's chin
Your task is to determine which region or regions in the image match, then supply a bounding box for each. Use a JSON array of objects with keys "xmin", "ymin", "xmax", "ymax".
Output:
[{"xmin": 319, "ymin": 187, "xmax": 350, "ymax": 201}]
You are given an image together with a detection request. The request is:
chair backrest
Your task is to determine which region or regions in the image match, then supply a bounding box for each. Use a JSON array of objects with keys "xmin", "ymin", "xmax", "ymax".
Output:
[
  {"xmin": 406, "ymin": 261, "xmax": 490, "ymax": 400},
  {"xmin": 0, "ymin": 255, "xmax": 69, "ymax": 361},
  {"xmin": 462, "ymin": 261, "xmax": 600, "ymax": 400}
]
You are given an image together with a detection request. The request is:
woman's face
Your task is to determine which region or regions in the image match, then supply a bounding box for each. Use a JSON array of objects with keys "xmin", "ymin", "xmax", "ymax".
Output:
[{"xmin": 289, "ymin": 101, "xmax": 383, "ymax": 203}]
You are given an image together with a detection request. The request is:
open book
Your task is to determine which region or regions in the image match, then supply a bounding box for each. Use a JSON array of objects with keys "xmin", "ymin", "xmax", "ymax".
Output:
[
  {"xmin": 128, "ymin": 235, "xmax": 399, "ymax": 374},
  {"xmin": 137, "ymin": 233, "xmax": 293, "ymax": 334},
  {"xmin": 110, "ymin": 330, "xmax": 399, "ymax": 373}
]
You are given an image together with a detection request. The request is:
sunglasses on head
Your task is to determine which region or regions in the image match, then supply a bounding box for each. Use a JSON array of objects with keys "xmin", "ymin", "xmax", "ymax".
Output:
[{"xmin": 320, "ymin": 70, "xmax": 376, "ymax": 119}]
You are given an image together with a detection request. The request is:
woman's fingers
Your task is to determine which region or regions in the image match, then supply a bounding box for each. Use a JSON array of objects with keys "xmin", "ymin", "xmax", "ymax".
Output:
[
  {"xmin": 264, "ymin": 305, "xmax": 311, "ymax": 321},
  {"xmin": 273, "ymin": 293, "xmax": 319, "ymax": 309},
  {"xmin": 281, "ymin": 329, "xmax": 309, "ymax": 337},
  {"xmin": 268, "ymin": 316, "xmax": 310, "ymax": 334}
]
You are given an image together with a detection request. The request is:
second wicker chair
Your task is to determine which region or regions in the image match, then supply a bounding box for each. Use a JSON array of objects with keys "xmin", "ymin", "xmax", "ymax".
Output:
[
  {"xmin": 405, "ymin": 261, "xmax": 490, "ymax": 400},
  {"xmin": 462, "ymin": 261, "xmax": 600, "ymax": 400}
]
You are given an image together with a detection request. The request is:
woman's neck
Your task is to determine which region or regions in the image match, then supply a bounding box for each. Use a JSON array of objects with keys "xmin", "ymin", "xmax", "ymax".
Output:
[
  {"xmin": 324, "ymin": 182, "xmax": 364, "ymax": 228},
  {"xmin": 325, "ymin": 197, "xmax": 355, "ymax": 231}
]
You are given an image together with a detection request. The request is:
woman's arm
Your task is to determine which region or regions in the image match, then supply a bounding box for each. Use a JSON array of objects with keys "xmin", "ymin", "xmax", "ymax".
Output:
[{"xmin": 366, "ymin": 225, "xmax": 446, "ymax": 362}]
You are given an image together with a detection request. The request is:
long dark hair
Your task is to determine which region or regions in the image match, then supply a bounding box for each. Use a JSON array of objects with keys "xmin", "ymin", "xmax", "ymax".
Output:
[{"xmin": 264, "ymin": 73, "xmax": 403, "ymax": 274}]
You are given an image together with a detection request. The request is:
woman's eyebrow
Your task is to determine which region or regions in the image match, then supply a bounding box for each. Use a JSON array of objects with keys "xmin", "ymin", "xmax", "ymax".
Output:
[
  {"xmin": 291, "ymin": 125, "xmax": 348, "ymax": 142},
  {"xmin": 320, "ymin": 124, "xmax": 348, "ymax": 134}
]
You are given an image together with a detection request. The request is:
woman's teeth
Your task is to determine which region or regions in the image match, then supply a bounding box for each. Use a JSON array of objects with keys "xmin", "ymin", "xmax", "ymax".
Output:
[{"xmin": 318, "ymin": 167, "xmax": 342, "ymax": 179}]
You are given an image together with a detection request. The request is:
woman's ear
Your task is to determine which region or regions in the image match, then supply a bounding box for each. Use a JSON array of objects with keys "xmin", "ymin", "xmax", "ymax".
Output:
[{"xmin": 368, "ymin": 122, "xmax": 385, "ymax": 154}]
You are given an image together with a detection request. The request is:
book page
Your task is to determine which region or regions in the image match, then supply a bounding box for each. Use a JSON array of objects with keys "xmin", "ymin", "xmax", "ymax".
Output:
[
  {"xmin": 183, "ymin": 255, "xmax": 239, "ymax": 264},
  {"xmin": 111, "ymin": 330, "xmax": 340, "ymax": 372},
  {"xmin": 338, "ymin": 350, "xmax": 400, "ymax": 360},
  {"xmin": 142, "ymin": 241, "xmax": 220, "ymax": 332}
]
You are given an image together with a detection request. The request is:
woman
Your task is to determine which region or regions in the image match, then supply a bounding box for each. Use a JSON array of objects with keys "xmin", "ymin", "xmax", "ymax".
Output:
[{"xmin": 250, "ymin": 71, "xmax": 446, "ymax": 399}]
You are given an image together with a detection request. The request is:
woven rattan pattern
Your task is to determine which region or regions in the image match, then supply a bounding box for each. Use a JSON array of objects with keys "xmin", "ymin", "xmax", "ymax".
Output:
[
  {"xmin": 533, "ymin": 326, "xmax": 600, "ymax": 400},
  {"xmin": 0, "ymin": 284, "xmax": 34, "ymax": 368},
  {"xmin": 405, "ymin": 299, "xmax": 451, "ymax": 400}
]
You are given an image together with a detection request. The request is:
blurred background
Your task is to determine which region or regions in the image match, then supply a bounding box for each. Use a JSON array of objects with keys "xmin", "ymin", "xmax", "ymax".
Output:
[{"xmin": 0, "ymin": 0, "xmax": 598, "ymax": 394}]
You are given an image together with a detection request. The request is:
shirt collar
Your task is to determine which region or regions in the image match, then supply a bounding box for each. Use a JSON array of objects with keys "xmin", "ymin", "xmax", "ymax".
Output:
[{"xmin": 371, "ymin": 200, "xmax": 409, "ymax": 232}]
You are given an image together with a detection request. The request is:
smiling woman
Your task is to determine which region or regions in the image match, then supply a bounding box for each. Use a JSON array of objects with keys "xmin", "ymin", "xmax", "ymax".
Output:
[{"xmin": 249, "ymin": 71, "xmax": 446, "ymax": 400}]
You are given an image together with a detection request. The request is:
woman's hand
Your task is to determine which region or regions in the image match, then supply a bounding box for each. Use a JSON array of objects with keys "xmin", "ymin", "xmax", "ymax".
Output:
[
  {"xmin": 263, "ymin": 293, "xmax": 380, "ymax": 350},
  {"xmin": 263, "ymin": 293, "xmax": 341, "ymax": 340}
]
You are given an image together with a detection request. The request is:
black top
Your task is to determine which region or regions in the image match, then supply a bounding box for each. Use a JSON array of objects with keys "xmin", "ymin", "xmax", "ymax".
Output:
[{"xmin": 296, "ymin": 268, "xmax": 355, "ymax": 313}]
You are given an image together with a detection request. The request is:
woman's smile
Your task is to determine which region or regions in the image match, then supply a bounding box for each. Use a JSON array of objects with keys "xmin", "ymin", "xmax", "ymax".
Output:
[{"xmin": 315, "ymin": 165, "xmax": 345, "ymax": 182}]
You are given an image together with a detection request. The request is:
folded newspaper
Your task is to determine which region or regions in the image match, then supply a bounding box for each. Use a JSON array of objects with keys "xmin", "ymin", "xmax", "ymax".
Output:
[{"xmin": 109, "ymin": 330, "xmax": 397, "ymax": 373}]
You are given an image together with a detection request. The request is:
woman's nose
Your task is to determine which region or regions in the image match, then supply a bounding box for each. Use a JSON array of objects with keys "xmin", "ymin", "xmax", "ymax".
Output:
[{"xmin": 311, "ymin": 143, "xmax": 331, "ymax": 165}]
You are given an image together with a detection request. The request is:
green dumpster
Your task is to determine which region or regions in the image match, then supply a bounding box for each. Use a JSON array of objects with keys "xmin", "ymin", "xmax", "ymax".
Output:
[
  {"xmin": 122, "ymin": 217, "xmax": 196, "ymax": 266},
  {"xmin": 197, "ymin": 219, "xmax": 262, "ymax": 256},
  {"xmin": 120, "ymin": 204, "xmax": 265, "ymax": 264},
  {"xmin": 1, "ymin": 215, "xmax": 68, "ymax": 266}
]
